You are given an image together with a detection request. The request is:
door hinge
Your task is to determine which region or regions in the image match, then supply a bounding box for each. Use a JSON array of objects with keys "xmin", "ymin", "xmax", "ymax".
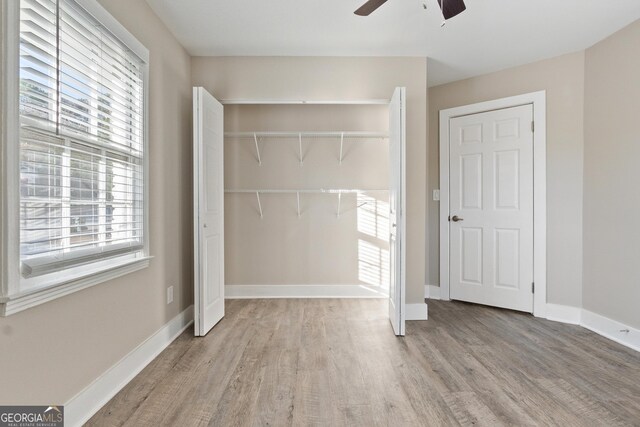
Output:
[
  {"xmin": 531, "ymin": 282, "xmax": 535, "ymax": 293},
  {"xmin": 531, "ymin": 121, "xmax": 535, "ymax": 133}
]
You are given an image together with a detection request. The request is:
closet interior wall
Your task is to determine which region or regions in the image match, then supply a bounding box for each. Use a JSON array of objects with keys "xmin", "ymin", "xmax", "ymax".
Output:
[{"xmin": 224, "ymin": 104, "xmax": 390, "ymax": 293}]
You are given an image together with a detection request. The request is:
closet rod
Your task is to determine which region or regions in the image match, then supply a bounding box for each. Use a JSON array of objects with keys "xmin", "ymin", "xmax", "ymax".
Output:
[{"xmin": 226, "ymin": 189, "xmax": 388, "ymax": 218}]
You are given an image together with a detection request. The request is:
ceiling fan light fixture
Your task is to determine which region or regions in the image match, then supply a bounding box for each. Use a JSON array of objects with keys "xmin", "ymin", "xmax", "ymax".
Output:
[
  {"xmin": 353, "ymin": 0, "xmax": 467, "ymax": 22},
  {"xmin": 437, "ymin": 0, "xmax": 467, "ymax": 20}
]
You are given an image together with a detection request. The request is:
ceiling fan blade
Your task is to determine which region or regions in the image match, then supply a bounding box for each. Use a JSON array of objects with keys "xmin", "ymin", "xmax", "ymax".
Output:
[
  {"xmin": 354, "ymin": 0, "xmax": 389, "ymax": 16},
  {"xmin": 437, "ymin": 0, "xmax": 466, "ymax": 20}
]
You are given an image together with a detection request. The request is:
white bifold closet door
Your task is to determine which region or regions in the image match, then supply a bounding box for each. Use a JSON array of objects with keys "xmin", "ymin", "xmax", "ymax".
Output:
[
  {"xmin": 389, "ymin": 87, "xmax": 406, "ymax": 336},
  {"xmin": 193, "ymin": 87, "xmax": 225, "ymax": 336}
]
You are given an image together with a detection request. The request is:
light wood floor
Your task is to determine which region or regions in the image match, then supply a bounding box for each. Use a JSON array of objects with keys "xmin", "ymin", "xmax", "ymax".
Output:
[{"xmin": 88, "ymin": 299, "xmax": 640, "ymax": 426}]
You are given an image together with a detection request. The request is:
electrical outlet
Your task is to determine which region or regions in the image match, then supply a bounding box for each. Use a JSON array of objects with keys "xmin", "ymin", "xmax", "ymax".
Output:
[
  {"xmin": 167, "ymin": 286, "xmax": 174, "ymax": 304},
  {"xmin": 433, "ymin": 189, "xmax": 440, "ymax": 201}
]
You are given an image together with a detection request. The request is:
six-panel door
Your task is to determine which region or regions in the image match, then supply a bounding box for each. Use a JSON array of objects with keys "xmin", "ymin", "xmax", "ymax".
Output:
[{"xmin": 449, "ymin": 104, "xmax": 534, "ymax": 313}]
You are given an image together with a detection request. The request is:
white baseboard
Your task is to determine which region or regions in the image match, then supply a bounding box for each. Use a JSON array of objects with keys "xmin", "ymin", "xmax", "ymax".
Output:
[
  {"xmin": 225, "ymin": 284, "xmax": 388, "ymax": 299},
  {"xmin": 406, "ymin": 303, "xmax": 428, "ymax": 321},
  {"xmin": 545, "ymin": 303, "xmax": 581, "ymax": 325},
  {"xmin": 65, "ymin": 305, "xmax": 194, "ymax": 427},
  {"xmin": 424, "ymin": 285, "xmax": 441, "ymax": 300},
  {"xmin": 581, "ymin": 309, "xmax": 640, "ymax": 353},
  {"xmin": 545, "ymin": 304, "xmax": 639, "ymax": 353}
]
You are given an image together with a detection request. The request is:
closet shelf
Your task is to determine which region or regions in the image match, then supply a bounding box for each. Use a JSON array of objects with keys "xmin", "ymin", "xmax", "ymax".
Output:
[
  {"xmin": 225, "ymin": 189, "xmax": 388, "ymax": 194},
  {"xmin": 225, "ymin": 131, "xmax": 388, "ymax": 166},
  {"xmin": 220, "ymin": 99, "xmax": 389, "ymax": 105},
  {"xmin": 224, "ymin": 131, "xmax": 388, "ymax": 139},
  {"xmin": 225, "ymin": 189, "xmax": 389, "ymax": 218}
]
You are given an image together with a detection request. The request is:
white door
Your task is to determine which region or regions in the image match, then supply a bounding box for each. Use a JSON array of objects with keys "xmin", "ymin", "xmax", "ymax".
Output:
[
  {"xmin": 389, "ymin": 87, "xmax": 406, "ymax": 336},
  {"xmin": 193, "ymin": 87, "xmax": 225, "ymax": 336},
  {"xmin": 449, "ymin": 104, "xmax": 534, "ymax": 312}
]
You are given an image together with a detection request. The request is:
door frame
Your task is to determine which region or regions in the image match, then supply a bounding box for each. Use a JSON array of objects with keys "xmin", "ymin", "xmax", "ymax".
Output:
[{"xmin": 438, "ymin": 91, "xmax": 547, "ymax": 318}]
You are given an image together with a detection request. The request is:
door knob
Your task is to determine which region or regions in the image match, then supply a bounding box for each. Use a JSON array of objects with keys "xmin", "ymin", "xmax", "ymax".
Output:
[{"xmin": 451, "ymin": 215, "xmax": 464, "ymax": 222}]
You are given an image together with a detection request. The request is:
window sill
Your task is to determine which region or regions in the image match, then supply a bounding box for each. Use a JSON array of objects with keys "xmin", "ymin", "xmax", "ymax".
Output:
[{"xmin": 0, "ymin": 256, "xmax": 152, "ymax": 316}]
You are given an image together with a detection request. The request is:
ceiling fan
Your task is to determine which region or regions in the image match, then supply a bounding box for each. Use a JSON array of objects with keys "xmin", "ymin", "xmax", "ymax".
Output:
[{"xmin": 354, "ymin": 0, "xmax": 466, "ymax": 20}]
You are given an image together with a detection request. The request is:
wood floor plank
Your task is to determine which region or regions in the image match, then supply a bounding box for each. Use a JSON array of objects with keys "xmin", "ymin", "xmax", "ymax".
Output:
[
  {"xmin": 427, "ymin": 327, "xmax": 538, "ymax": 425},
  {"xmin": 323, "ymin": 317, "xmax": 372, "ymax": 408},
  {"xmin": 466, "ymin": 344, "xmax": 588, "ymax": 426},
  {"xmin": 536, "ymin": 378, "xmax": 630, "ymax": 426},
  {"xmin": 441, "ymin": 391, "xmax": 504, "ymax": 427},
  {"xmin": 206, "ymin": 313, "xmax": 282, "ymax": 426},
  {"xmin": 291, "ymin": 368, "xmax": 338, "ymax": 426},
  {"xmin": 88, "ymin": 299, "xmax": 640, "ymax": 427},
  {"xmin": 251, "ymin": 302, "xmax": 301, "ymax": 427},
  {"xmin": 164, "ymin": 320, "xmax": 261, "ymax": 426},
  {"xmin": 350, "ymin": 320, "xmax": 423, "ymax": 426}
]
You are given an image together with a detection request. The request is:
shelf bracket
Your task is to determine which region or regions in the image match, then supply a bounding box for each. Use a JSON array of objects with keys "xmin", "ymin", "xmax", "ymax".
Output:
[
  {"xmin": 339, "ymin": 132, "xmax": 344, "ymax": 165},
  {"xmin": 296, "ymin": 192, "xmax": 301, "ymax": 218},
  {"xmin": 256, "ymin": 191, "xmax": 263, "ymax": 218},
  {"xmin": 298, "ymin": 133, "xmax": 303, "ymax": 166},
  {"xmin": 336, "ymin": 192, "xmax": 342, "ymax": 218},
  {"xmin": 254, "ymin": 133, "xmax": 262, "ymax": 166}
]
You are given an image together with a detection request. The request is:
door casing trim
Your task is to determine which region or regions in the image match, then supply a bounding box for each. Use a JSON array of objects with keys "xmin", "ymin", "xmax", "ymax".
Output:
[{"xmin": 438, "ymin": 91, "xmax": 547, "ymax": 317}]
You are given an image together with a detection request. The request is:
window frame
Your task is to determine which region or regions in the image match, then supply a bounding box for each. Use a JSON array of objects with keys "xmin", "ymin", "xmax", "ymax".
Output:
[{"xmin": 0, "ymin": 0, "xmax": 151, "ymax": 316}]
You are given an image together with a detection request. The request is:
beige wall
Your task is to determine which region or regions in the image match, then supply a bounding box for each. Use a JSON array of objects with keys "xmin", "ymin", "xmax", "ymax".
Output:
[
  {"xmin": 192, "ymin": 57, "xmax": 427, "ymax": 303},
  {"xmin": 0, "ymin": 0, "xmax": 193, "ymax": 404},
  {"xmin": 583, "ymin": 20, "xmax": 640, "ymax": 329},
  {"xmin": 428, "ymin": 52, "xmax": 585, "ymax": 307}
]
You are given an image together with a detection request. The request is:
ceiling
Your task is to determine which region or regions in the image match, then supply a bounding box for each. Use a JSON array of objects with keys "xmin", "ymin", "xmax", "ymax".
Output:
[{"xmin": 145, "ymin": 0, "xmax": 640, "ymax": 87}]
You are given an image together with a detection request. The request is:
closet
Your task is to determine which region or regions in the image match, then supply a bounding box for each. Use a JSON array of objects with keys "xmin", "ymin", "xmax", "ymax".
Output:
[{"xmin": 194, "ymin": 88, "xmax": 406, "ymax": 336}]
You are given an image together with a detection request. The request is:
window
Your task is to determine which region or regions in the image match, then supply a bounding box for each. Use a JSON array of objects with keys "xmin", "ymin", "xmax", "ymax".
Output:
[{"xmin": 0, "ymin": 0, "xmax": 150, "ymax": 314}]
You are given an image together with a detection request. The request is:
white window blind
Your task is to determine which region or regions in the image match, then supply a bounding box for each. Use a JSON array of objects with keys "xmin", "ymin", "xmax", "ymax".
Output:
[{"xmin": 19, "ymin": 0, "xmax": 146, "ymax": 277}]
